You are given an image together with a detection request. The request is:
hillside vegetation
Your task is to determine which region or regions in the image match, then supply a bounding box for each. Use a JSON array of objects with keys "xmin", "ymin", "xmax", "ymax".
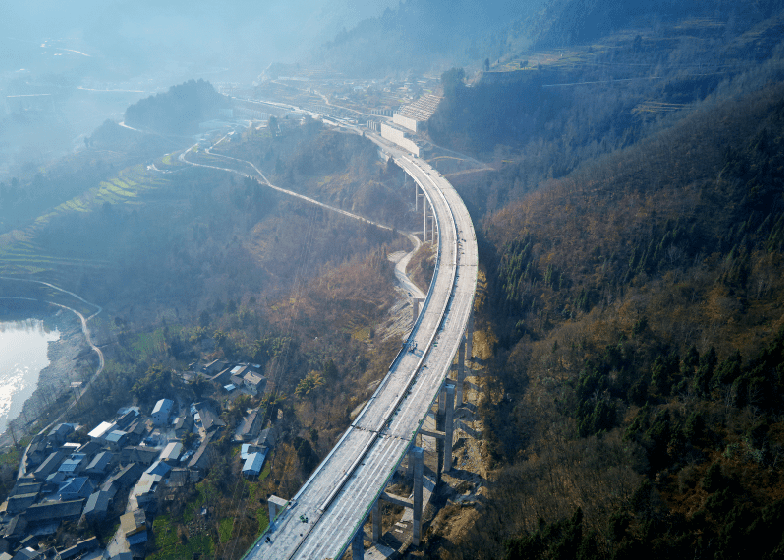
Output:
[
  {"xmin": 429, "ymin": 23, "xmax": 784, "ymax": 560},
  {"xmin": 124, "ymin": 79, "xmax": 229, "ymax": 135}
]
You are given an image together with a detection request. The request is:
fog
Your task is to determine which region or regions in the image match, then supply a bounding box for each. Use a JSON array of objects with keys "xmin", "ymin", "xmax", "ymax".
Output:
[{"xmin": 0, "ymin": 0, "xmax": 399, "ymax": 175}]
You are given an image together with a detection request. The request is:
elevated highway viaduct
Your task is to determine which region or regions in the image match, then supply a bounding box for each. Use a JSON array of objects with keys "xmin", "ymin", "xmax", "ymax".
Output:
[{"xmin": 243, "ymin": 131, "xmax": 478, "ymax": 560}]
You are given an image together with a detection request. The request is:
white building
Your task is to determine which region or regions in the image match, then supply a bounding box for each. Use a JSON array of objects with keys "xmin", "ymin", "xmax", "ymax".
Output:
[{"xmin": 151, "ymin": 399, "xmax": 174, "ymax": 426}]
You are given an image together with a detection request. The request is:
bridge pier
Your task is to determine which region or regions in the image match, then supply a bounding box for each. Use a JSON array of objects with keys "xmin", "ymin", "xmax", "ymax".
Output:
[
  {"xmin": 371, "ymin": 445, "xmax": 425, "ymax": 549},
  {"xmin": 466, "ymin": 311, "xmax": 474, "ymax": 363},
  {"xmin": 432, "ymin": 382, "xmax": 455, "ymax": 480},
  {"xmin": 372, "ymin": 499, "xmax": 382, "ymax": 542},
  {"xmin": 423, "ymin": 202, "xmax": 428, "ymax": 242},
  {"xmin": 412, "ymin": 297, "xmax": 421, "ymax": 323},
  {"xmin": 267, "ymin": 495, "xmax": 287, "ymax": 523},
  {"xmin": 351, "ymin": 525, "xmax": 365, "ymax": 559},
  {"xmin": 456, "ymin": 338, "xmax": 466, "ymax": 406},
  {"xmin": 412, "ymin": 446, "xmax": 424, "ymax": 546},
  {"xmin": 415, "ymin": 182, "xmax": 424, "ymax": 212},
  {"xmin": 444, "ymin": 384, "xmax": 455, "ymax": 472}
]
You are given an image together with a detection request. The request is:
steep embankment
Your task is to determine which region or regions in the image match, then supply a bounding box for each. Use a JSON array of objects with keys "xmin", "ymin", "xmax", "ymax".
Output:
[{"xmin": 432, "ymin": 77, "xmax": 784, "ymax": 559}]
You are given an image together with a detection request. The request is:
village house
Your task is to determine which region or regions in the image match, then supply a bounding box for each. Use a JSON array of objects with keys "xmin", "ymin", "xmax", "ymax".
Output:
[
  {"xmin": 32, "ymin": 452, "xmax": 65, "ymax": 482},
  {"xmin": 158, "ymin": 442, "xmax": 183, "ymax": 464},
  {"xmin": 121, "ymin": 446, "xmax": 159, "ymax": 467},
  {"xmin": 84, "ymin": 452, "xmax": 114, "ymax": 478},
  {"xmin": 151, "ymin": 399, "xmax": 174, "ymax": 426}
]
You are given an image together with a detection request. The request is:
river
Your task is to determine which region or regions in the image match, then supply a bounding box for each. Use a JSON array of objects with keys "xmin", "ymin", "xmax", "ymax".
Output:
[{"xmin": 0, "ymin": 318, "xmax": 60, "ymax": 435}]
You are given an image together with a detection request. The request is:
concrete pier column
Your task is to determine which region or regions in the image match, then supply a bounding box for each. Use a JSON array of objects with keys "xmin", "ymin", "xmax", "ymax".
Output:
[
  {"xmin": 267, "ymin": 495, "xmax": 287, "ymax": 523},
  {"xmin": 413, "ymin": 298, "xmax": 420, "ymax": 323},
  {"xmin": 423, "ymin": 203, "xmax": 428, "ymax": 243},
  {"xmin": 444, "ymin": 384, "xmax": 455, "ymax": 473},
  {"xmin": 466, "ymin": 311, "xmax": 475, "ymax": 362},
  {"xmin": 431, "ymin": 213, "xmax": 436, "ymax": 244},
  {"xmin": 372, "ymin": 499, "xmax": 382, "ymax": 542},
  {"xmin": 456, "ymin": 338, "xmax": 466, "ymax": 406},
  {"xmin": 412, "ymin": 446, "xmax": 424, "ymax": 546},
  {"xmin": 414, "ymin": 182, "xmax": 418, "ymax": 212},
  {"xmin": 352, "ymin": 524, "xmax": 365, "ymax": 559},
  {"xmin": 436, "ymin": 384, "xmax": 446, "ymax": 481}
]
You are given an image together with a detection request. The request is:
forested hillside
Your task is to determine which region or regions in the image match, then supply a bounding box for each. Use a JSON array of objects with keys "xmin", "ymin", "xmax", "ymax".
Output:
[
  {"xmin": 428, "ymin": 23, "xmax": 784, "ymax": 560},
  {"xmin": 124, "ymin": 79, "xmax": 229, "ymax": 134}
]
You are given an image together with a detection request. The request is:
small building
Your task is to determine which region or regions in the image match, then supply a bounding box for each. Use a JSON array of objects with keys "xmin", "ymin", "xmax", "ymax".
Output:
[
  {"xmin": 197, "ymin": 407, "xmax": 226, "ymax": 433},
  {"xmin": 258, "ymin": 425, "xmax": 279, "ymax": 449},
  {"xmin": 202, "ymin": 359, "xmax": 228, "ymax": 376},
  {"xmin": 211, "ymin": 367, "xmax": 234, "ymax": 384},
  {"xmin": 82, "ymin": 491, "xmax": 112, "ymax": 522},
  {"xmin": 121, "ymin": 446, "xmax": 159, "ymax": 466},
  {"xmin": 9, "ymin": 480, "xmax": 42, "ymax": 498},
  {"xmin": 2, "ymin": 515, "xmax": 27, "ymax": 540},
  {"xmin": 159, "ymin": 442, "xmax": 184, "ymax": 464},
  {"xmin": 120, "ymin": 509, "xmax": 147, "ymax": 546},
  {"xmin": 132, "ymin": 474, "xmax": 161, "ymax": 507},
  {"xmin": 243, "ymin": 372, "xmax": 267, "ymax": 395},
  {"xmin": 115, "ymin": 408, "xmax": 140, "ymax": 430},
  {"xmin": 47, "ymin": 423, "xmax": 76, "ymax": 445},
  {"xmin": 58, "ymin": 453, "xmax": 88, "ymax": 477},
  {"xmin": 76, "ymin": 441, "xmax": 102, "ymax": 457},
  {"xmin": 57, "ymin": 477, "xmax": 94, "ymax": 501},
  {"xmin": 105, "ymin": 430, "xmax": 129, "ymax": 451},
  {"xmin": 167, "ymin": 468, "xmax": 191, "ymax": 487},
  {"xmin": 56, "ymin": 537, "xmax": 98, "ymax": 560},
  {"xmin": 6, "ymin": 494, "xmax": 37, "ymax": 515},
  {"xmin": 242, "ymin": 451, "xmax": 266, "ymax": 478},
  {"xmin": 173, "ymin": 414, "xmax": 193, "ymax": 438},
  {"xmin": 33, "ymin": 452, "xmax": 65, "ymax": 481},
  {"xmin": 238, "ymin": 410, "xmax": 262, "ymax": 441},
  {"xmin": 9, "ymin": 547, "xmax": 39, "ymax": 560},
  {"xmin": 87, "ymin": 421, "xmax": 116, "ymax": 441},
  {"xmin": 151, "ymin": 399, "xmax": 174, "ymax": 426},
  {"xmin": 240, "ymin": 444, "xmax": 261, "ymax": 460},
  {"xmin": 144, "ymin": 460, "xmax": 171, "ymax": 478},
  {"xmin": 84, "ymin": 452, "xmax": 114, "ymax": 477},
  {"xmin": 105, "ymin": 463, "xmax": 142, "ymax": 489},
  {"xmin": 26, "ymin": 438, "xmax": 49, "ymax": 467},
  {"xmin": 22, "ymin": 499, "xmax": 84, "ymax": 525},
  {"xmin": 188, "ymin": 439, "xmax": 215, "ymax": 476}
]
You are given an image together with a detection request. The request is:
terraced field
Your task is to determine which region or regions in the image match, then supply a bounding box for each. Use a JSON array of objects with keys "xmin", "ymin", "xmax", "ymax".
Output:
[{"xmin": 0, "ymin": 165, "xmax": 169, "ymax": 280}]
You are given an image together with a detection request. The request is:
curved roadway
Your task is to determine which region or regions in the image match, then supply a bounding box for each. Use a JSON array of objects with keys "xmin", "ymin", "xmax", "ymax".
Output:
[{"xmin": 243, "ymin": 135, "xmax": 478, "ymax": 559}]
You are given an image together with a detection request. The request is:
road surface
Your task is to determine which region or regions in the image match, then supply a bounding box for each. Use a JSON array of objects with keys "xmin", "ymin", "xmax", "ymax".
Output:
[{"xmin": 243, "ymin": 133, "xmax": 478, "ymax": 560}]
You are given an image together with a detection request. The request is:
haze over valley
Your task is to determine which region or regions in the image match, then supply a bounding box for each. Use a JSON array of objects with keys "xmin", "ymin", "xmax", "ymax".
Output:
[{"xmin": 2, "ymin": 1, "xmax": 784, "ymax": 559}]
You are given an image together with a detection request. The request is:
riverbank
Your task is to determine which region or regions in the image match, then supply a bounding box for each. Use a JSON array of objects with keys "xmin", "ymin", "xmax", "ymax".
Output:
[{"xmin": 0, "ymin": 303, "xmax": 86, "ymax": 451}]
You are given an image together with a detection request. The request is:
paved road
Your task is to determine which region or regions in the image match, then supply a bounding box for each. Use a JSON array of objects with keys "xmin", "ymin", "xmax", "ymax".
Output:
[
  {"xmin": 243, "ymin": 133, "xmax": 478, "ymax": 560},
  {"xmin": 0, "ymin": 277, "xmax": 104, "ymax": 470}
]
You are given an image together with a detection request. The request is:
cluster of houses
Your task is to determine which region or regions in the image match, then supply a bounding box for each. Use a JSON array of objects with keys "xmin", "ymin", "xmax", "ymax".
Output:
[
  {"xmin": 192, "ymin": 359, "xmax": 267, "ymax": 396},
  {"xmin": 0, "ymin": 359, "xmax": 280, "ymax": 560}
]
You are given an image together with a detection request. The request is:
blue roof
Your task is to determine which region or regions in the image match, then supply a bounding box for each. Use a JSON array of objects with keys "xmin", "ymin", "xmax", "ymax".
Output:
[
  {"xmin": 58, "ymin": 454, "xmax": 86, "ymax": 473},
  {"xmin": 106, "ymin": 430, "xmax": 127, "ymax": 443},
  {"xmin": 86, "ymin": 451, "xmax": 113, "ymax": 472},
  {"xmin": 58, "ymin": 477, "xmax": 92, "ymax": 497},
  {"xmin": 242, "ymin": 451, "xmax": 267, "ymax": 475},
  {"xmin": 145, "ymin": 460, "xmax": 172, "ymax": 478}
]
